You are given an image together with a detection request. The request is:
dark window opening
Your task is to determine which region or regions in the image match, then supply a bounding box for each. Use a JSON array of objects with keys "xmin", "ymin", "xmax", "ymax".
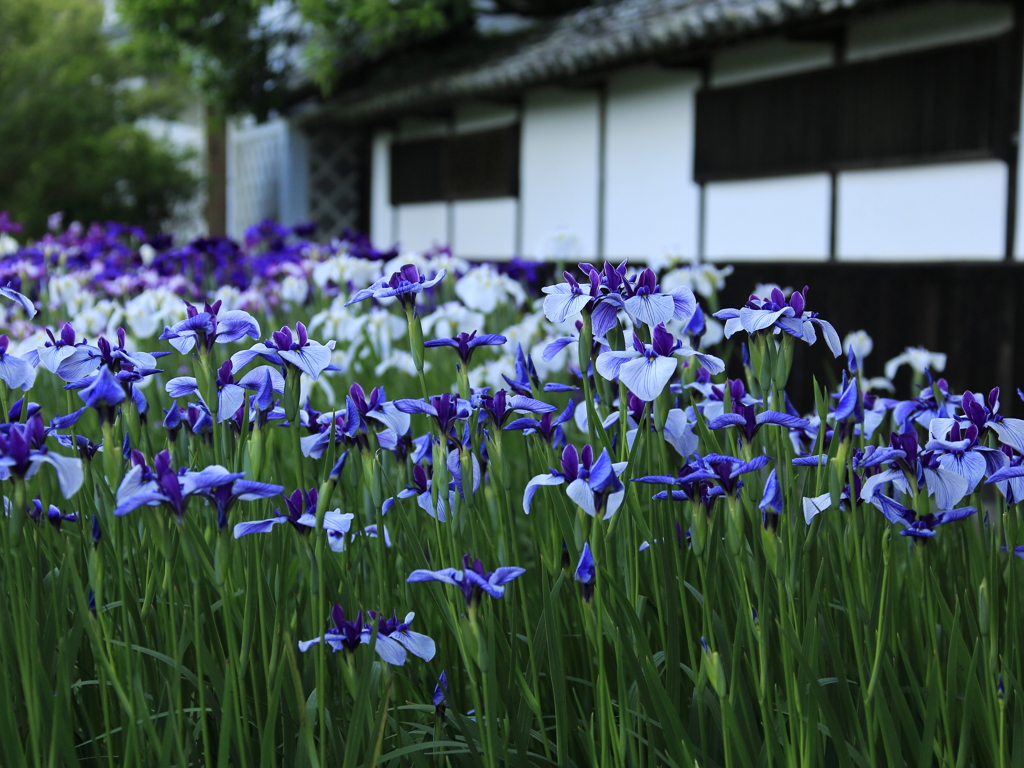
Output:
[
  {"xmin": 695, "ymin": 34, "xmax": 1015, "ymax": 182},
  {"xmin": 390, "ymin": 124, "xmax": 520, "ymax": 204}
]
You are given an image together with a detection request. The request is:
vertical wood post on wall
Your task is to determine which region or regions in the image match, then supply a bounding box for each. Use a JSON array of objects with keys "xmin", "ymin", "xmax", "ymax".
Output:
[
  {"xmin": 596, "ymin": 83, "xmax": 608, "ymax": 260},
  {"xmin": 205, "ymin": 104, "xmax": 227, "ymax": 237},
  {"xmin": 1005, "ymin": 0, "xmax": 1024, "ymax": 259}
]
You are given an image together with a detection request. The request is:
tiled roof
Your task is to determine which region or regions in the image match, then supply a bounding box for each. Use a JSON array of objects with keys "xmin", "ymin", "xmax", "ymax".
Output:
[{"xmin": 308, "ymin": 0, "xmax": 887, "ymax": 124}]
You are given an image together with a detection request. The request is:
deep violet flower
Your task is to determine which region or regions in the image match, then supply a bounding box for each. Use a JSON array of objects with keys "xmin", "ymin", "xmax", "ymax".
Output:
[
  {"xmin": 233, "ymin": 487, "xmax": 354, "ymax": 551},
  {"xmin": 230, "ymin": 322, "xmax": 336, "ymax": 381},
  {"xmin": 159, "ymin": 300, "xmax": 260, "ymax": 354},
  {"xmin": 165, "ymin": 360, "xmax": 248, "ymax": 423},
  {"xmin": 0, "ymin": 415, "xmax": 83, "ymax": 498},
  {"xmin": 596, "ymin": 324, "xmax": 724, "ymax": 402},
  {"xmin": 707, "ymin": 403, "xmax": 809, "ymax": 445},
  {"xmin": 345, "ymin": 264, "xmax": 446, "ymax": 308},
  {"xmin": 873, "ymin": 494, "xmax": 976, "ymax": 539},
  {"xmin": 424, "ymin": 330, "xmax": 507, "ymax": 366},
  {"xmin": 296, "ymin": 605, "xmax": 436, "ymax": 666},
  {"xmin": 523, "ymin": 444, "xmax": 627, "ymax": 519},
  {"xmin": 714, "ymin": 286, "xmax": 841, "ymax": 357},
  {"xmin": 407, "ymin": 554, "xmax": 525, "ymax": 607},
  {"xmin": 574, "ymin": 542, "xmax": 596, "ymax": 602}
]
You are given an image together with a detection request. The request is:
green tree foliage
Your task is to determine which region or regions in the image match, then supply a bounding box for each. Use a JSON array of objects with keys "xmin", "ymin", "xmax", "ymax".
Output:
[
  {"xmin": 296, "ymin": 0, "xmax": 475, "ymax": 93},
  {"xmin": 0, "ymin": 0, "xmax": 198, "ymax": 237}
]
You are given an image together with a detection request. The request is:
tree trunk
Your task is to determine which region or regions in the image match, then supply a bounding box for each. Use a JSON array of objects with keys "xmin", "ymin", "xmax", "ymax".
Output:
[{"xmin": 205, "ymin": 104, "xmax": 227, "ymax": 236}]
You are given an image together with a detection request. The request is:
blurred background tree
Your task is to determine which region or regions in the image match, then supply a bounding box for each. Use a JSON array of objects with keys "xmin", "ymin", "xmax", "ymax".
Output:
[{"xmin": 0, "ymin": 0, "xmax": 198, "ymax": 238}]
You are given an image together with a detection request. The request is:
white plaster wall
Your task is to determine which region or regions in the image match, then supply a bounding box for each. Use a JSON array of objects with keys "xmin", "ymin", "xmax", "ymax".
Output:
[
  {"xmin": 521, "ymin": 87, "xmax": 600, "ymax": 258},
  {"xmin": 603, "ymin": 67, "xmax": 701, "ymax": 261},
  {"xmin": 711, "ymin": 37, "xmax": 834, "ymax": 88},
  {"xmin": 370, "ymin": 130, "xmax": 395, "ymax": 248},
  {"xmin": 396, "ymin": 203, "xmax": 448, "ymax": 253},
  {"xmin": 453, "ymin": 198, "xmax": 518, "ymax": 259},
  {"xmin": 704, "ymin": 174, "xmax": 831, "ymax": 260},
  {"xmin": 846, "ymin": 1, "xmax": 1013, "ymax": 62},
  {"xmin": 836, "ymin": 161, "xmax": 1007, "ymax": 260},
  {"xmin": 280, "ymin": 121, "xmax": 309, "ymax": 228}
]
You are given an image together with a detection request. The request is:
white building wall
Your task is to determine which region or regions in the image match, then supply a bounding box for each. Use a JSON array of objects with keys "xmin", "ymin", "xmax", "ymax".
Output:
[
  {"xmin": 395, "ymin": 203, "xmax": 449, "ymax": 253},
  {"xmin": 704, "ymin": 174, "xmax": 832, "ymax": 260},
  {"xmin": 452, "ymin": 199, "xmax": 518, "ymax": 259},
  {"xmin": 836, "ymin": 160, "xmax": 1007, "ymax": 260},
  {"xmin": 370, "ymin": 130, "xmax": 395, "ymax": 248},
  {"xmin": 521, "ymin": 87, "xmax": 601, "ymax": 258},
  {"xmin": 603, "ymin": 67, "xmax": 701, "ymax": 261}
]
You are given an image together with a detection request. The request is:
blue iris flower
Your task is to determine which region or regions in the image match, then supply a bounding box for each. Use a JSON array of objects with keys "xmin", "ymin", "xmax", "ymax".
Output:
[
  {"xmin": 0, "ymin": 335, "xmax": 36, "ymax": 391},
  {"xmin": 707, "ymin": 402, "xmax": 809, "ymax": 445},
  {"xmin": 345, "ymin": 264, "xmax": 447, "ymax": 308},
  {"xmin": 758, "ymin": 469, "xmax": 783, "ymax": 531},
  {"xmin": 158, "ymin": 300, "xmax": 261, "ymax": 354},
  {"xmin": 297, "ymin": 605, "xmax": 435, "ymax": 666},
  {"xmin": 574, "ymin": 542, "xmax": 596, "ymax": 603},
  {"xmin": 504, "ymin": 398, "xmax": 575, "ymax": 448},
  {"xmin": 231, "ymin": 322, "xmax": 336, "ymax": 381},
  {"xmin": 715, "ymin": 286, "xmax": 841, "ymax": 357},
  {"xmin": 424, "ymin": 330, "xmax": 507, "ymax": 366},
  {"xmin": 477, "ymin": 388, "xmax": 556, "ymax": 430},
  {"xmin": 873, "ymin": 494, "xmax": 976, "ymax": 539},
  {"xmin": 0, "ymin": 415, "xmax": 83, "ymax": 498},
  {"xmin": 524, "ymin": 443, "xmax": 627, "ymax": 519},
  {"xmin": 407, "ymin": 553, "xmax": 525, "ymax": 607}
]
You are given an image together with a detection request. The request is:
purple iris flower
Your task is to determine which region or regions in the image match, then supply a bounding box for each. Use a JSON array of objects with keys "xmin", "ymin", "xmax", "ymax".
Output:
[
  {"xmin": 758, "ymin": 469, "xmax": 783, "ymax": 531},
  {"xmin": 345, "ymin": 264, "xmax": 447, "ymax": 308},
  {"xmin": 165, "ymin": 360, "xmax": 249, "ymax": 424},
  {"xmin": 986, "ymin": 458, "xmax": 1024, "ymax": 504},
  {"xmin": 504, "ymin": 399, "xmax": 575, "ymax": 447},
  {"xmin": 233, "ymin": 487, "xmax": 354, "ymax": 549},
  {"xmin": 707, "ymin": 402, "xmax": 809, "ymax": 445},
  {"xmin": 433, "ymin": 670, "xmax": 449, "ymax": 715},
  {"xmin": 0, "ymin": 415, "xmax": 83, "ymax": 498},
  {"xmin": 925, "ymin": 421, "xmax": 1007, "ymax": 495},
  {"xmin": 381, "ymin": 463, "xmax": 450, "ymax": 522},
  {"xmin": 859, "ymin": 431, "xmax": 971, "ymax": 510},
  {"xmin": 542, "ymin": 268, "xmax": 609, "ymax": 326},
  {"xmin": 424, "ymin": 330, "xmax": 507, "ymax": 366},
  {"xmin": 33, "ymin": 323, "xmax": 79, "ymax": 373},
  {"xmin": 394, "ymin": 393, "xmax": 471, "ymax": 443},
  {"xmin": 231, "ymin": 322, "xmax": 336, "ymax": 381},
  {"xmin": 181, "ymin": 465, "xmax": 282, "ymax": 531},
  {"xmin": 29, "ymin": 499, "xmax": 78, "ymax": 531},
  {"xmin": 523, "ymin": 444, "xmax": 627, "ymax": 519},
  {"xmin": 477, "ymin": 388, "xmax": 556, "ymax": 430},
  {"xmin": 873, "ymin": 494, "xmax": 976, "ymax": 539},
  {"xmin": 407, "ymin": 553, "xmax": 525, "ymax": 607},
  {"xmin": 502, "ymin": 343, "xmax": 579, "ymax": 396},
  {"xmin": 56, "ymin": 328, "xmax": 163, "ymax": 383},
  {"xmin": 637, "ymin": 453, "xmax": 771, "ymax": 501},
  {"xmin": 574, "ymin": 542, "xmax": 596, "ymax": 603},
  {"xmin": 77, "ymin": 366, "xmax": 126, "ymax": 425},
  {"xmin": 596, "ymin": 324, "xmax": 724, "ymax": 402},
  {"xmin": 113, "ymin": 450, "xmax": 242, "ymax": 520},
  {"xmin": 952, "ymin": 389, "xmax": 1024, "ymax": 455},
  {"xmin": 159, "ymin": 300, "xmax": 261, "ymax": 354},
  {"xmin": 0, "ymin": 282, "xmax": 35, "ymax": 319},
  {"xmin": 614, "ymin": 266, "xmax": 697, "ymax": 329},
  {"xmin": 297, "ymin": 606, "xmax": 435, "ymax": 666},
  {"xmin": 0, "ymin": 334, "xmax": 36, "ymax": 391},
  {"xmin": 714, "ymin": 286, "xmax": 841, "ymax": 357},
  {"xmin": 349, "ymin": 383, "xmax": 410, "ymax": 435}
]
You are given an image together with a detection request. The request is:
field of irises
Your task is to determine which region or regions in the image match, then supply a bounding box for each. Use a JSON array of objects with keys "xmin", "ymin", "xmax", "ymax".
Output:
[{"xmin": 0, "ymin": 213, "xmax": 1022, "ymax": 767}]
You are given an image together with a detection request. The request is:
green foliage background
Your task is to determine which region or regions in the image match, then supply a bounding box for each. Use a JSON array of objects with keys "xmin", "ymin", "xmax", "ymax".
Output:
[{"xmin": 0, "ymin": 0, "xmax": 198, "ymax": 237}]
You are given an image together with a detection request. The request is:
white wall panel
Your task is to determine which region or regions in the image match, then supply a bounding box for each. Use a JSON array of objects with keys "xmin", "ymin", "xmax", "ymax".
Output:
[
  {"xmin": 836, "ymin": 161, "xmax": 1007, "ymax": 260},
  {"xmin": 705, "ymin": 174, "xmax": 831, "ymax": 260},
  {"xmin": 453, "ymin": 198, "xmax": 517, "ymax": 259},
  {"xmin": 370, "ymin": 130, "xmax": 394, "ymax": 248},
  {"xmin": 521, "ymin": 88, "xmax": 600, "ymax": 258},
  {"xmin": 846, "ymin": 1, "xmax": 1013, "ymax": 62},
  {"xmin": 603, "ymin": 67, "xmax": 701, "ymax": 260},
  {"xmin": 711, "ymin": 37, "xmax": 833, "ymax": 88},
  {"xmin": 396, "ymin": 203, "xmax": 448, "ymax": 253}
]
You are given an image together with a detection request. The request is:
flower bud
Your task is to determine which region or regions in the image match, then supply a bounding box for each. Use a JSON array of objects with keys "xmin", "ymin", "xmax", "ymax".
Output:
[{"xmin": 979, "ymin": 579, "xmax": 990, "ymax": 637}]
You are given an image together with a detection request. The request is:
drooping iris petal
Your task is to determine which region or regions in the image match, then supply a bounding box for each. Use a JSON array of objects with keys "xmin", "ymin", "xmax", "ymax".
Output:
[
  {"xmin": 523, "ymin": 473, "xmax": 564, "ymax": 514},
  {"xmin": 617, "ymin": 356, "xmax": 677, "ymax": 402}
]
